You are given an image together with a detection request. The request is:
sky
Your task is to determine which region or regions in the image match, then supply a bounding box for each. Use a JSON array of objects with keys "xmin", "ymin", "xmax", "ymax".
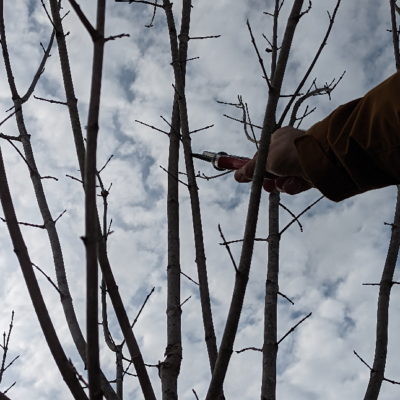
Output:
[{"xmin": 0, "ymin": 0, "xmax": 400, "ymax": 399}]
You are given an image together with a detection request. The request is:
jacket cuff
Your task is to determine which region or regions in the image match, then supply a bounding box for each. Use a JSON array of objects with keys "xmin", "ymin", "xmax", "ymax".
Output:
[{"xmin": 294, "ymin": 131, "xmax": 365, "ymax": 202}]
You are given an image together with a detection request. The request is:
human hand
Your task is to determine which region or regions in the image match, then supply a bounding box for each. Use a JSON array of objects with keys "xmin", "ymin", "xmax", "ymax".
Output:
[{"xmin": 234, "ymin": 126, "xmax": 313, "ymax": 195}]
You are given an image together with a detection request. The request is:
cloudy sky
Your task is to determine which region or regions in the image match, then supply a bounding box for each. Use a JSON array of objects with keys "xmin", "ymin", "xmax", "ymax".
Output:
[{"xmin": 1, "ymin": 0, "xmax": 400, "ymax": 399}]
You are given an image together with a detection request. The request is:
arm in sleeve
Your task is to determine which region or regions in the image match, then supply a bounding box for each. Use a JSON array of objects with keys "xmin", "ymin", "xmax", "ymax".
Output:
[{"xmin": 294, "ymin": 71, "xmax": 400, "ymax": 202}]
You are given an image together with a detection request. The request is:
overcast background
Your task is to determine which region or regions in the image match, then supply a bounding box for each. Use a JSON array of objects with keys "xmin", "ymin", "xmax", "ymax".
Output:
[{"xmin": 0, "ymin": 0, "xmax": 399, "ymax": 399}]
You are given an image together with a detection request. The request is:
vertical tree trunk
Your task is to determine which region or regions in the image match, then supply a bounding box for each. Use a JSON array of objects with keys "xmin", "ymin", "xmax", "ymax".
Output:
[{"xmin": 261, "ymin": 191, "xmax": 280, "ymax": 400}]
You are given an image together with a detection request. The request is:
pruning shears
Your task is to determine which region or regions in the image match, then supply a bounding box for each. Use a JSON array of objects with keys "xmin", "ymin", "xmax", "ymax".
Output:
[{"xmin": 192, "ymin": 151, "xmax": 278, "ymax": 179}]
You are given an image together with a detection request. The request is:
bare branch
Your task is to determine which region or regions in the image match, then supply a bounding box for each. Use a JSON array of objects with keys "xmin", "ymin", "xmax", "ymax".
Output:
[
  {"xmin": 278, "ymin": 0, "xmax": 342, "ymax": 127},
  {"xmin": 181, "ymin": 271, "xmax": 199, "ymax": 286},
  {"xmin": 0, "ymin": 111, "xmax": 17, "ymax": 128},
  {"xmin": 218, "ymin": 224, "xmax": 239, "ymax": 274},
  {"xmin": 145, "ymin": 0, "xmax": 158, "ymax": 27},
  {"xmin": 180, "ymin": 295, "xmax": 192, "ymax": 307},
  {"xmin": 32, "ymin": 263, "xmax": 64, "ymax": 298},
  {"xmin": 279, "ymin": 196, "xmax": 324, "ymax": 236},
  {"xmin": 160, "ymin": 165, "xmax": 190, "ymax": 187},
  {"xmin": 278, "ymin": 291, "xmax": 294, "ymax": 305},
  {"xmin": 135, "ymin": 119, "xmax": 169, "ymax": 136},
  {"xmin": 67, "ymin": 0, "xmax": 97, "ymax": 40},
  {"xmin": 247, "ymin": 20, "xmax": 272, "ymax": 89},
  {"xmin": 364, "ymin": 186, "xmax": 400, "ymax": 399},
  {"xmin": 222, "ymin": 114, "xmax": 262, "ymax": 130},
  {"xmin": 129, "ymin": 0, "xmax": 165, "ymax": 8},
  {"xmin": 34, "ymin": 95, "xmax": 67, "ymax": 105},
  {"xmin": 277, "ymin": 312, "xmax": 312, "ymax": 345},
  {"xmin": 104, "ymin": 33, "xmax": 130, "ymax": 42},
  {"xmin": 189, "ymin": 35, "xmax": 221, "ymax": 40},
  {"xmin": 190, "ymin": 124, "xmax": 214, "ymax": 134},
  {"xmin": 235, "ymin": 347, "xmax": 262, "ymax": 354},
  {"xmin": 279, "ymin": 202, "xmax": 303, "ymax": 232}
]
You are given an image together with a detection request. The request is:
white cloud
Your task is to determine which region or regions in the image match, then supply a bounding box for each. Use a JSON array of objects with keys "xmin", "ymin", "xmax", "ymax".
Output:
[{"xmin": 1, "ymin": 0, "xmax": 400, "ymax": 399}]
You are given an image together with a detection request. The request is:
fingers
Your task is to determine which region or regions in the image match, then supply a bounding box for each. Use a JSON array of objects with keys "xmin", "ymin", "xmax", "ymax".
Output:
[
  {"xmin": 234, "ymin": 156, "xmax": 256, "ymax": 183},
  {"xmin": 262, "ymin": 176, "xmax": 312, "ymax": 195}
]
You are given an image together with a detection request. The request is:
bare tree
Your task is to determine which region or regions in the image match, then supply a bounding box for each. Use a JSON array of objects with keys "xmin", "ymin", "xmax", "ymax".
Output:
[{"xmin": 0, "ymin": 1, "xmax": 400, "ymax": 400}]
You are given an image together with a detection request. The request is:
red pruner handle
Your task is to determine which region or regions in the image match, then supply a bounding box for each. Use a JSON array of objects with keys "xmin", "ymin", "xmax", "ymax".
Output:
[{"xmin": 217, "ymin": 155, "xmax": 279, "ymax": 180}]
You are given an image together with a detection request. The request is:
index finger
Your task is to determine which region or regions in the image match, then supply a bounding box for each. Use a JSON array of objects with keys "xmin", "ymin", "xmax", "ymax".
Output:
[{"xmin": 234, "ymin": 156, "xmax": 256, "ymax": 182}]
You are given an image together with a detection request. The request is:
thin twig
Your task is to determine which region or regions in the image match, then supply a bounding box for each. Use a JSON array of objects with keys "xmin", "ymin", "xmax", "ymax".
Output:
[
  {"xmin": 136, "ymin": 120, "xmax": 169, "ymax": 136},
  {"xmin": 160, "ymin": 165, "xmax": 189, "ymax": 187},
  {"xmin": 34, "ymin": 95, "xmax": 67, "ymax": 105},
  {"xmin": 129, "ymin": 0, "xmax": 164, "ymax": 8},
  {"xmin": 277, "ymin": 312, "xmax": 312, "ymax": 345},
  {"xmin": 223, "ymin": 114, "xmax": 262, "ymax": 129},
  {"xmin": 180, "ymin": 271, "xmax": 199, "ymax": 285},
  {"xmin": 247, "ymin": 20, "xmax": 271, "ymax": 89},
  {"xmin": 32, "ymin": 263, "xmax": 64, "ymax": 298},
  {"xmin": 190, "ymin": 124, "xmax": 214, "ymax": 134},
  {"xmin": 279, "ymin": 202, "xmax": 303, "ymax": 232},
  {"xmin": 218, "ymin": 224, "xmax": 239, "ymax": 274},
  {"xmin": 67, "ymin": 0, "xmax": 97, "ymax": 40},
  {"xmin": 0, "ymin": 111, "xmax": 16, "ymax": 127},
  {"xmin": 180, "ymin": 295, "xmax": 191, "ymax": 307},
  {"xmin": 279, "ymin": 196, "xmax": 324, "ymax": 236},
  {"xmin": 145, "ymin": 0, "xmax": 158, "ymax": 27},
  {"xmin": 104, "ymin": 33, "xmax": 130, "ymax": 42},
  {"xmin": 235, "ymin": 347, "xmax": 262, "ymax": 354},
  {"xmin": 190, "ymin": 35, "xmax": 221, "ymax": 40},
  {"xmin": 98, "ymin": 155, "xmax": 113, "ymax": 174},
  {"xmin": 278, "ymin": 291, "xmax": 294, "ymax": 305}
]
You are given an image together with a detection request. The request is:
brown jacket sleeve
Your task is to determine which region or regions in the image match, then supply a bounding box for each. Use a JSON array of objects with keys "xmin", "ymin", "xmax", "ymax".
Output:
[{"xmin": 294, "ymin": 71, "xmax": 400, "ymax": 202}]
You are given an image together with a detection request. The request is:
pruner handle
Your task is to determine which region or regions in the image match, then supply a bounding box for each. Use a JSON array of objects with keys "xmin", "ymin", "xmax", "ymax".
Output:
[{"xmin": 217, "ymin": 154, "xmax": 278, "ymax": 180}]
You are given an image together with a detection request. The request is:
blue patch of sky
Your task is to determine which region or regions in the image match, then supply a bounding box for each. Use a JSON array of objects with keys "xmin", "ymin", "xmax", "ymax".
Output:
[
  {"xmin": 339, "ymin": 314, "xmax": 356, "ymax": 338},
  {"xmin": 117, "ymin": 66, "xmax": 137, "ymax": 103},
  {"xmin": 321, "ymin": 278, "xmax": 344, "ymax": 298}
]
